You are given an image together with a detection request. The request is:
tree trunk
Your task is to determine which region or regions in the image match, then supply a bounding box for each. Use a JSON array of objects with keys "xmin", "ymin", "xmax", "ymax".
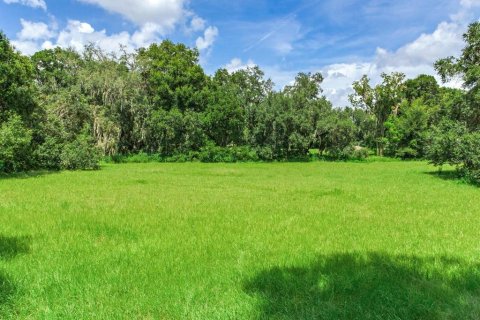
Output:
[
  {"xmin": 376, "ymin": 142, "xmax": 384, "ymax": 157},
  {"xmin": 376, "ymin": 124, "xmax": 385, "ymax": 157}
]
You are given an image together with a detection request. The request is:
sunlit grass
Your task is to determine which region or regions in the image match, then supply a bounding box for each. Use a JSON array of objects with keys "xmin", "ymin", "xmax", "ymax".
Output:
[{"xmin": 0, "ymin": 161, "xmax": 479, "ymax": 319}]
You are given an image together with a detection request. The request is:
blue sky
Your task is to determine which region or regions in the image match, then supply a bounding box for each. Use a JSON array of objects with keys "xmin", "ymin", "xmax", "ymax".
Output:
[{"xmin": 1, "ymin": 0, "xmax": 480, "ymax": 106}]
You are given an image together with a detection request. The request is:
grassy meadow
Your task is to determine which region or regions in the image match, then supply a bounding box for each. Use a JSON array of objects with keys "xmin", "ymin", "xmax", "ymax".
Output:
[{"xmin": 0, "ymin": 161, "xmax": 479, "ymax": 319}]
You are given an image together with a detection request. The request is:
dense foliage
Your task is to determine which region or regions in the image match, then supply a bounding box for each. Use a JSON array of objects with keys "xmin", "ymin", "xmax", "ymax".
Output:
[{"xmin": 0, "ymin": 24, "xmax": 479, "ymax": 182}]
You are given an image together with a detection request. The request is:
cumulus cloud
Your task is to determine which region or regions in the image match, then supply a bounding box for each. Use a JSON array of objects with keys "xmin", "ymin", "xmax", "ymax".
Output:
[
  {"xmin": 55, "ymin": 20, "xmax": 130, "ymax": 52},
  {"xmin": 17, "ymin": 19, "xmax": 55, "ymax": 40},
  {"xmin": 9, "ymin": 0, "xmax": 219, "ymax": 58},
  {"xmin": 77, "ymin": 0, "xmax": 218, "ymax": 41},
  {"xmin": 196, "ymin": 26, "xmax": 219, "ymax": 51},
  {"xmin": 11, "ymin": 18, "xmax": 167, "ymax": 55},
  {"xmin": 35, "ymin": 0, "xmax": 219, "ymax": 55},
  {"xmin": 320, "ymin": 22, "xmax": 465, "ymax": 107},
  {"xmin": 11, "ymin": 19, "xmax": 56, "ymax": 55},
  {"xmin": 318, "ymin": 2, "xmax": 474, "ymax": 107},
  {"xmin": 375, "ymin": 22, "xmax": 464, "ymax": 69},
  {"xmin": 78, "ymin": 0, "xmax": 186, "ymax": 33},
  {"xmin": 225, "ymin": 58, "xmax": 256, "ymax": 73},
  {"xmin": 244, "ymin": 0, "xmax": 477, "ymax": 107},
  {"xmin": 3, "ymin": 0, "xmax": 46, "ymax": 10}
]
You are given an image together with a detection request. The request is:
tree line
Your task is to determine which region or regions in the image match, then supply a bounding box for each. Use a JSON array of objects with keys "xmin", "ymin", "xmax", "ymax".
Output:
[{"xmin": 0, "ymin": 23, "xmax": 479, "ymax": 183}]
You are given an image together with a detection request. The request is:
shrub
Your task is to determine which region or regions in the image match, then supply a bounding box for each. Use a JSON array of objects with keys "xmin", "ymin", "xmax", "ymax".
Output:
[
  {"xmin": 327, "ymin": 145, "xmax": 351, "ymax": 160},
  {"xmin": 231, "ymin": 146, "xmax": 259, "ymax": 162},
  {"xmin": 352, "ymin": 146, "xmax": 370, "ymax": 160},
  {"xmin": 426, "ymin": 121, "xmax": 480, "ymax": 184},
  {"xmin": 426, "ymin": 120, "xmax": 465, "ymax": 167},
  {"xmin": 34, "ymin": 136, "xmax": 63, "ymax": 170},
  {"xmin": 198, "ymin": 144, "xmax": 233, "ymax": 163},
  {"xmin": 60, "ymin": 133, "xmax": 101, "ymax": 170},
  {"xmin": 198, "ymin": 144, "xmax": 259, "ymax": 163},
  {"xmin": 0, "ymin": 114, "xmax": 32, "ymax": 173},
  {"xmin": 464, "ymin": 168, "xmax": 480, "ymax": 184},
  {"xmin": 108, "ymin": 154, "xmax": 126, "ymax": 164},
  {"xmin": 126, "ymin": 152, "xmax": 157, "ymax": 163},
  {"xmin": 256, "ymin": 147, "xmax": 275, "ymax": 161},
  {"xmin": 164, "ymin": 153, "xmax": 196, "ymax": 163},
  {"xmin": 460, "ymin": 132, "xmax": 480, "ymax": 184},
  {"xmin": 106, "ymin": 153, "xmax": 160, "ymax": 164},
  {"xmin": 395, "ymin": 147, "xmax": 418, "ymax": 160}
]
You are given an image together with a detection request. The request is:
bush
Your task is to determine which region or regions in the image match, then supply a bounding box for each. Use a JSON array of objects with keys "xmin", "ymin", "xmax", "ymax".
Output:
[
  {"xmin": 106, "ymin": 153, "xmax": 158, "ymax": 164},
  {"xmin": 60, "ymin": 133, "xmax": 101, "ymax": 170},
  {"xmin": 460, "ymin": 132, "xmax": 480, "ymax": 184},
  {"xmin": 256, "ymin": 147, "xmax": 275, "ymax": 161},
  {"xmin": 34, "ymin": 136, "xmax": 63, "ymax": 170},
  {"xmin": 426, "ymin": 120, "xmax": 466, "ymax": 167},
  {"xmin": 106, "ymin": 146, "xmax": 260, "ymax": 164},
  {"xmin": 426, "ymin": 121, "xmax": 480, "ymax": 184},
  {"xmin": 126, "ymin": 152, "xmax": 159, "ymax": 163},
  {"xmin": 352, "ymin": 146, "xmax": 370, "ymax": 160},
  {"xmin": 0, "ymin": 114, "xmax": 32, "ymax": 173},
  {"xmin": 327, "ymin": 145, "xmax": 350, "ymax": 160},
  {"xmin": 198, "ymin": 144, "xmax": 259, "ymax": 163},
  {"xmin": 164, "ymin": 153, "xmax": 196, "ymax": 163},
  {"xmin": 395, "ymin": 147, "xmax": 418, "ymax": 160},
  {"xmin": 464, "ymin": 168, "xmax": 480, "ymax": 185}
]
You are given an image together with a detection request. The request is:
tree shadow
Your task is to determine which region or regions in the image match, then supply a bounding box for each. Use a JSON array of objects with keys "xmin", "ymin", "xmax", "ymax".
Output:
[
  {"xmin": 0, "ymin": 236, "xmax": 31, "ymax": 260},
  {"xmin": 0, "ymin": 170, "xmax": 59, "ymax": 181},
  {"xmin": 0, "ymin": 236, "xmax": 31, "ymax": 309},
  {"xmin": 426, "ymin": 170, "xmax": 462, "ymax": 181},
  {"xmin": 244, "ymin": 253, "xmax": 480, "ymax": 319},
  {"xmin": 425, "ymin": 170, "xmax": 479, "ymax": 187},
  {"xmin": 0, "ymin": 272, "xmax": 15, "ymax": 307}
]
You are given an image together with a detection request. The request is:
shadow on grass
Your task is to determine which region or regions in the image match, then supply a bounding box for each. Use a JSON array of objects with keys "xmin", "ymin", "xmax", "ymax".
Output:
[
  {"xmin": 0, "ymin": 273, "xmax": 16, "ymax": 307},
  {"xmin": 0, "ymin": 236, "xmax": 31, "ymax": 309},
  {"xmin": 425, "ymin": 170, "xmax": 479, "ymax": 187},
  {"xmin": 0, "ymin": 170, "xmax": 59, "ymax": 181},
  {"xmin": 0, "ymin": 236, "xmax": 31, "ymax": 260},
  {"xmin": 244, "ymin": 253, "xmax": 480, "ymax": 319}
]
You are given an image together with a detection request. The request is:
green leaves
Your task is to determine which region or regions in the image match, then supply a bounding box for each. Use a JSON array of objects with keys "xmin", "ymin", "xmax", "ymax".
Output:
[
  {"xmin": 137, "ymin": 41, "xmax": 208, "ymax": 112},
  {"xmin": 0, "ymin": 114, "xmax": 32, "ymax": 173},
  {"xmin": 427, "ymin": 22, "xmax": 480, "ymax": 183},
  {"xmin": 0, "ymin": 32, "xmax": 36, "ymax": 123},
  {"xmin": 350, "ymin": 73, "xmax": 406, "ymax": 156}
]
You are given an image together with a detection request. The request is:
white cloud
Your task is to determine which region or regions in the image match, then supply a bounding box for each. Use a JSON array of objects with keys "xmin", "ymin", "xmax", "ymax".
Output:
[
  {"xmin": 190, "ymin": 16, "xmax": 206, "ymax": 32},
  {"xmin": 375, "ymin": 22, "xmax": 464, "ymax": 70},
  {"xmin": 77, "ymin": 0, "xmax": 187, "ymax": 34},
  {"xmin": 3, "ymin": 0, "xmax": 46, "ymax": 10},
  {"xmin": 321, "ymin": 63, "xmax": 378, "ymax": 107},
  {"xmin": 242, "ymin": 0, "xmax": 476, "ymax": 107},
  {"xmin": 11, "ymin": 19, "xmax": 55, "ymax": 55},
  {"xmin": 317, "ymin": 3, "xmax": 473, "ymax": 107},
  {"xmin": 55, "ymin": 20, "xmax": 138, "ymax": 53},
  {"xmin": 17, "ymin": 19, "xmax": 55, "ymax": 40},
  {"xmin": 72, "ymin": 0, "xmax": 219, "ymax": 54},
  {"xmin": 460, "ymin": 0, "xmax": 480, "ymax": 8},
  {"xmin": 225, "ymin": 58, "xmax": 256, "ymax": 73},
  {"xmin": 196, "ymin": 26, "xmax": 218, "ymax": 51},
  {"xmin": 11, "ymin": 40, "xmax": 41, "ymax": 55},
  {"xmin": 11, "ymin": 16, "xmax": 219, "ymax": 57},
  {"xmin": 11, "ymin": 18, "xmax": 164, "ymax": 55}
]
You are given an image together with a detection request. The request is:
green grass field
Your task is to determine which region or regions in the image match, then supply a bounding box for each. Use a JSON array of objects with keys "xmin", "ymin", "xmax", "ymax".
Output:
[{"xmin": 0, "ymin": 161, "xmax": 479, "ymax": 319}]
